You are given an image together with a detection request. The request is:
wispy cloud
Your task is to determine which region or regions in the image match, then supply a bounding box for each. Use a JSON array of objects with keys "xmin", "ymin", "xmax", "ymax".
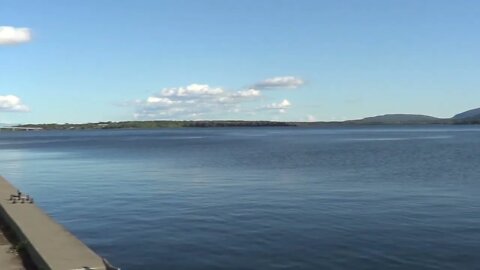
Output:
[
  {"xmin": 306, "ymin": 115, "xmax": 316, "ymax": 122},
  {"xmin": 0, "ymin": 26, "xmax": 32, "ymax": 45},
  {"xmin": 253, "ymin": 76, "xmax": 304, "ymax": 89},
  {"xmin": 262, "ymin": 99, "xmax": 291, "ymax": 113},
  {"xmin": 160, "ymin": 84, "xmax": 224, "ymax": 97},
  {"xmin": 232, "ymin": 89, "xmax": 261, "ymax": 98},
  {"xmin": 0, "ymin": 95, "xmax": 29, "ymax": 112}
]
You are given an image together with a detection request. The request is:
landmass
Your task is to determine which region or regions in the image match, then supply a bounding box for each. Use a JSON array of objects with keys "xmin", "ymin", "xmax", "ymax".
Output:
[{"xmin": 2, "ymin": 107, "xmax": 480, "ymax": 131}]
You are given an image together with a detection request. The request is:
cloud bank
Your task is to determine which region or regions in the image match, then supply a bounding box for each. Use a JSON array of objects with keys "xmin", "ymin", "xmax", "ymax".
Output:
[
  {"xmin": 0, "ymin": 26, "xmax": 32, "ymax": 45},
  {"xmin": 134, "ymin": 84, "xmax": 263, "ymax": 119},
  {"xmin": 132, "ymin": 76, "xmax": 303, "ymax": 119},
  {"xmin": 0, "ymin": 95, "xmax": 29, "ymax": 112},
  {"xmin": 253, "ymin": 76, "xmax": 304, "ymax": 89}
]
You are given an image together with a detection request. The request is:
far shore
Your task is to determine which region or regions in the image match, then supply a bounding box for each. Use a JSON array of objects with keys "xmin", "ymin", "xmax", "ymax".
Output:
[{"xmin": 1, "ymin": 118, "xmax": 479, "ymax": 132}]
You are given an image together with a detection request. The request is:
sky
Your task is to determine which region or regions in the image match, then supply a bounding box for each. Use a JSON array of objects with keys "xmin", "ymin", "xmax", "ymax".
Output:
[{"xmin": 1, "ymin": 0, "xmax": 480, "ymax": 124}]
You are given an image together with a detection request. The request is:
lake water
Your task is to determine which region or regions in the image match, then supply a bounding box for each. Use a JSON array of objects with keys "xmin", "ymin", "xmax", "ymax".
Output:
[{"xmin": 1, "ymin": 126, "xmax": 480, "ymax": 269}]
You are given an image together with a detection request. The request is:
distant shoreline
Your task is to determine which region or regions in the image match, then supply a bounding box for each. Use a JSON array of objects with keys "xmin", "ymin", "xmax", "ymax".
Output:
[
  {"xmin": 3, "ymin": 108, "xmax": 480, "ymax": 131},
  {"xmin": 2, "ymin": 117, "xmax": 479, "ymax": 131}
]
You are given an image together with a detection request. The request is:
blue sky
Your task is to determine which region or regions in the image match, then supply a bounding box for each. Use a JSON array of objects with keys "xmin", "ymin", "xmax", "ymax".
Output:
[{"xmin": 1, "ymin": 0, "xmax": 480, "ymax": 124}]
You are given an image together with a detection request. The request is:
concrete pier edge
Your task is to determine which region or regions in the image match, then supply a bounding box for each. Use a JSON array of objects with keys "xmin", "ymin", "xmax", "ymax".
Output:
[{"xmin": 0, "ymin": 175, "xmax": 120, "ymax": 270}]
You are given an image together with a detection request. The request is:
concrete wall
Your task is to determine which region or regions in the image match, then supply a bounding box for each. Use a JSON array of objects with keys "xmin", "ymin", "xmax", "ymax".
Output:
[{"xmin": 0, "ymin": 176, "xmax": 117, "ymax": 270}]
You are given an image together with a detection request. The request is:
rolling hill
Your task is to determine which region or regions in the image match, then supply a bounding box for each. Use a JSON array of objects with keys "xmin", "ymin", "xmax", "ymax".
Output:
[
  {"xmin": 346, "ymin": 114, "xmax": 444, "ymax": 125},
  {"xmin": 453, "ymin": 108, "xmax": 480, "ymax": 120}
]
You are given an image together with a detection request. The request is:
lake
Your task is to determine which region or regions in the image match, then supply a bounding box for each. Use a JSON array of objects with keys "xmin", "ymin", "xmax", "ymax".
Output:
[{"xmin": 1, "ymin": 126, "xmax": 479, "ymax": 269}]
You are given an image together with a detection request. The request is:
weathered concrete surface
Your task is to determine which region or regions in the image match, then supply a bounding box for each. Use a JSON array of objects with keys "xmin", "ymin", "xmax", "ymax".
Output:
[
  {"xmin": 0, "ymin": 176, "xmax": 107, "ymax": 270},
  {"xmin": 0, "ymin": 229, "xmax": 25, "ymax": 270}
]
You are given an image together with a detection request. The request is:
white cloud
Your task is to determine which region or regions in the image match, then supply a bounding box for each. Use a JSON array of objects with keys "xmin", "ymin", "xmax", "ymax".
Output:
[
  {"xmin": 134, "ymin": 84, "xmax": 262, "ymax": 119},
  {"xmin": 0, "ymin": 95, "xmax": 29, "ymax": 112},
  {"xmin": 161, "ymin": 84, "xmax": 224, "ymax": 97},
  {"xmin": 233, "ymin": 89, "xmax": 261, "ymax": 98},
  {"xmin": 132, "ymin": 79, "xmax": 302, "ymax": 119},
  {"xmin": 0, "ymin": 26, "xmax": 32, "ymax": 45},
  {"xmin": 263, "ymin": 99, "xmax": 291, "ymax": 113},
  {"xmin": 307, "ymin": 115, "xmax": 316, "ymax": 122},
  {"xmin": 146, "ymin": 97, "xmax": 177, "ymax": 106},
  {"xmin": 254, "ymin": 76, "xmax": 304, "ymax": 89},
  {"xmin": 266, "ymin": 99, "xmax": 291, "ymax": 109}
]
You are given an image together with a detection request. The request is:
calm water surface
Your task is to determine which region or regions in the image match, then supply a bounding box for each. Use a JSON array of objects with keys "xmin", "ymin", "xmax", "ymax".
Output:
[{"xmin": 1, "ymin": 126, "xmax": 479, "ymax": 269}]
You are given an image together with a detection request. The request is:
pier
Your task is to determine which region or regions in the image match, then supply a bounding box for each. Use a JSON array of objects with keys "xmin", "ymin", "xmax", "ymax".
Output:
[{"xmin": 0, "ymin": 176, "xmax": 118, "ymax": 270}]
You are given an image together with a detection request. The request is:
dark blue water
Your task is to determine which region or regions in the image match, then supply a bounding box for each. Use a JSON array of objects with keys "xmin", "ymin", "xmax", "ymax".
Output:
[{"xmin": 1, "ymin": 126, "xmax": 480, "ymax": 269}]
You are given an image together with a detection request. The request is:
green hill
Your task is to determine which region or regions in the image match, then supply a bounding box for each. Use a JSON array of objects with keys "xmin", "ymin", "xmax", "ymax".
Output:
[{"xmin": 346, "ymin": 114, "xmax": 445, "ymax": 125}]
